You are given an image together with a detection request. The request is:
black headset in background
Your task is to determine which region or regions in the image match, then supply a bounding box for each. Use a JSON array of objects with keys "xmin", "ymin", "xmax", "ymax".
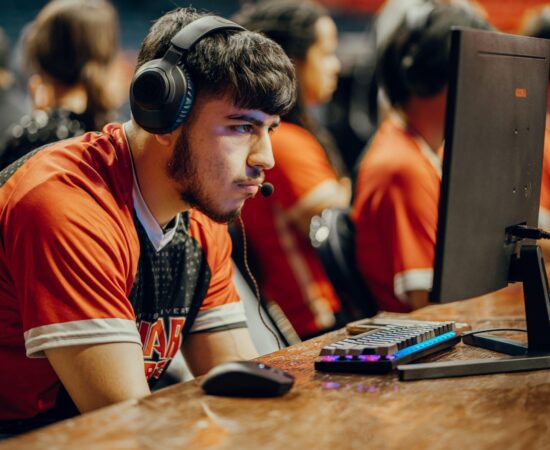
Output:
[
  {"xmin": 129, "ymin": 16, "xmax": 245, "ymax": 134},
  {"xmin": 398, "ymin": 2, "xmax": 490, "ymax": 100},
  {"xmin": 399, "ymin": 2, "xmax": 443, "ymax": 99}
]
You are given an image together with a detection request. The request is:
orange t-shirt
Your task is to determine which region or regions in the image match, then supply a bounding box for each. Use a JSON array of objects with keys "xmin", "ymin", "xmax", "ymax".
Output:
[
  {"xmin": 351, "ymin": 117, "xmax": 441, "ymax": 312},
  {"xmin": 241, "ymin": 121, "xmax": 342, "ymax": 337},
  {"xmin": 0, "ymin": 124, "xmax": 242, "ymax": 426},
  {"xmin": 539, "ymin": 125, "xmax": 550, "ymax": 229}
]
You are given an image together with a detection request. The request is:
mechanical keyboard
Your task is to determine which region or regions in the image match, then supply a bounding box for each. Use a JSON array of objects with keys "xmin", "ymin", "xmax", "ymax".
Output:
[{"xmin": 315, "ymin": 320, "xmax": 461, "ymax": 374}]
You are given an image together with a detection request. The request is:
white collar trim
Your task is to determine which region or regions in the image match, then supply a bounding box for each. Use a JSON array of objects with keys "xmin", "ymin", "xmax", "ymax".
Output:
[{"xmin": 122, "ymin": 125, "xmax": 180, "ymax": 252}]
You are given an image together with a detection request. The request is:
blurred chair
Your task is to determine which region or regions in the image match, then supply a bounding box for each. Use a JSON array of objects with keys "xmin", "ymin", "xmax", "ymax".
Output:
[{"xmin": 310, "ymin": 208, "xmax": 378, "ymax": 321}]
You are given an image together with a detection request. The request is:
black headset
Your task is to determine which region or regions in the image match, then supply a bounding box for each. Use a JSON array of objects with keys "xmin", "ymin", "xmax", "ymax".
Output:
[
  {"xmin": 399, "ymin": 2, "xmax": 443, "ymax": 98},
  {"xmin": 399, "ymin": 2, "xmax": 489, "ymax": 99},
  {"xmin": 129, "ymin": 16, "xmax": 245, "ymax": 134}
]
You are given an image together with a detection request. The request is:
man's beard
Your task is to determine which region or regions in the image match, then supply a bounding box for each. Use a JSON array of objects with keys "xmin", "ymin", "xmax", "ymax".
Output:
[{"xmin": 166, "ymin": 132, "xmax": 241, "ymax": 223}]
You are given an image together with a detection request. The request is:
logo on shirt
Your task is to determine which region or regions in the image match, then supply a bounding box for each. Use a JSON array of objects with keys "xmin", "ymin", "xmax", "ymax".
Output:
[{"xmin": 138, "ymin": 317, "xmax": 185, "ymax": 380}]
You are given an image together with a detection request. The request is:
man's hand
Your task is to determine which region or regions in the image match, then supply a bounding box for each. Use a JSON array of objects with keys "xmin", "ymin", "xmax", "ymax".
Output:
[
  {"xmin": 407, "ymin": 290, "xmax": 430, "ymax": 310},
  {"xmin": 45, "ymin": 342, "xmax": 151, "ymax": 413}
]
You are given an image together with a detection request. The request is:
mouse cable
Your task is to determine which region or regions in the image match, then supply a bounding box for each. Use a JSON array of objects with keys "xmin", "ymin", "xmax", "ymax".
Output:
[{"xmin": 237, "ymin": 215, "xmax": 282, "ymax": 350}]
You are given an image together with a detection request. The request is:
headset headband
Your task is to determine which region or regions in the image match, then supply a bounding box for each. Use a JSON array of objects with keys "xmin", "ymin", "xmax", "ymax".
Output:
[{"xmin": 171, "ymin": 16, "xmax": 244, "ymax": 51}]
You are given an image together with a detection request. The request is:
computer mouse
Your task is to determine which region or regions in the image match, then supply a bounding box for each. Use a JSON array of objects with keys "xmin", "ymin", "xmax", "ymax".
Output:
[{"xmin": 200, "ymin": 361, "xmax": 295, "ymax": 397}]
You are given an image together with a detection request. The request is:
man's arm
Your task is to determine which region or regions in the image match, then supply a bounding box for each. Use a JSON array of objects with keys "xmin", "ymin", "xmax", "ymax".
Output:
[
  {"xmin": 407, "ymin": 290, "xmax": 430, "ymax": 310},
  {"xmin": 291, "ymin": 177, "xmax": 352, "ymax": 237},
  {"xmin": 45, "ymin": 342, "xmax": 151, "ymax": 413},
  {"xmin": 182, "ymin": 328, "xmax": 258, "ymax": 376}
]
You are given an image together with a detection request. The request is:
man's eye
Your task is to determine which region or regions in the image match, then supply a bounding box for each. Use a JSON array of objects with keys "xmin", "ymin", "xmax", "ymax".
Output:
[{"xmin": 232, "ymin": 124, "xmax": 253, "ymax": 133}]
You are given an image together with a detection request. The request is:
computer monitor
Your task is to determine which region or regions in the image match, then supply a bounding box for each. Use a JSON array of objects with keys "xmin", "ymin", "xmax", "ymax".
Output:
[{"xmin": 430, "ymin": 27, "xmax": 550, "ymax": 363}]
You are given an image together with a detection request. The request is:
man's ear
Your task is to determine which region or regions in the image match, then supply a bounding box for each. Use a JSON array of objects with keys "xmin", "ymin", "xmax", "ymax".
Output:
[
  {"xmin": 153, "ymin": 128, "xmax": 179, "ymax": 147},
  {"xmin": 28, "ymin": 74, "xmax": 54, "ymax": 109}
]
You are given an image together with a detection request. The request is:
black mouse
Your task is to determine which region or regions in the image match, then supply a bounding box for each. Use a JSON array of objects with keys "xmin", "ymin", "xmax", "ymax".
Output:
[{"xmin": 200, "ymin": 361, "xmax": 295, "ymax": 397}]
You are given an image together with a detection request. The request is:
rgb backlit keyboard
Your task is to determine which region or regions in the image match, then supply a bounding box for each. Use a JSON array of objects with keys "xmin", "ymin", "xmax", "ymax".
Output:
[{"xmin": 315, "ymin": 321, "xmax": 460, "ymax": 374}]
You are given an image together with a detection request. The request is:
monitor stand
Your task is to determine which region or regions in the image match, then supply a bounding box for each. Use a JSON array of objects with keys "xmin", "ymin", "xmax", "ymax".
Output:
[
  {"xmin": 398, "ymin": 244, "xmax": 550, "ymax": 380},
  {"xmin": 463, "ymin": 244, "xmax": 550, "ymax": 354}
]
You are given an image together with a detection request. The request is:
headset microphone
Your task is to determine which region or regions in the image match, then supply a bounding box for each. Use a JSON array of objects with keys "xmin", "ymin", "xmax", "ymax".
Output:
[{"xmin": 259, "ymin": 183, "xmax": 274, "ymax": 197}]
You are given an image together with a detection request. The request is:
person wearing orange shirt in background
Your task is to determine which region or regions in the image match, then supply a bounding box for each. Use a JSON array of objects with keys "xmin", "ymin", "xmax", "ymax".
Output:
[
  {"xmin": 351, "ymin": 4, "xmax": 489, "ymax": 313},
  {"xmin": 0, "ymin": 0, "xmax": 121, "ymax": 170},
  {"xmin": 233, "ymin": 0, "xmax": 351, "ymax": 339},
  {"xmin": 519, "ymin": 6, "xmax": 550, "ymax": 261}
]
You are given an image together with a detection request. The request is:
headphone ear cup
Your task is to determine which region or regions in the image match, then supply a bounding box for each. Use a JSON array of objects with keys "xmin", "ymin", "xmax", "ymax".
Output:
[
  {"xmin": 129, "ymin": 59, "xmax": 195, "ymax": 134},
  {"xmin": 400, "ymin": 4, "xmax": 440, "ymax": 98},
  {"xmin": 129, "ymin": 15, "xmax": 244, "ymax": 134},
  {"xmin": 403, "ymin": 40, "xmax": 448, "ymax": 98},
  {"xmin": 171, "ymin": 62, "xmax": 195, "ymax": 130},
  {"xmin": 130, "ymin": 59, "xmax": 170, "ymax": 110}
]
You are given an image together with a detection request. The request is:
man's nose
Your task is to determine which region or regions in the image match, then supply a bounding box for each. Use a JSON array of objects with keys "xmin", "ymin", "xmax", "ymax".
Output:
[
  {"xmin": 332, "ymin": 54, "xmax": 341, "ymax": 76},
  {"xmin": 249, "ymin": 131, "xmax": 275, "ymax": 171}
]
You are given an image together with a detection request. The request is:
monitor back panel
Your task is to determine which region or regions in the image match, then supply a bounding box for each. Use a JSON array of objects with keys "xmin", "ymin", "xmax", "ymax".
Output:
[{"xmin": 431, "ymin": 28, "xmax": 550, "ymax": 302}]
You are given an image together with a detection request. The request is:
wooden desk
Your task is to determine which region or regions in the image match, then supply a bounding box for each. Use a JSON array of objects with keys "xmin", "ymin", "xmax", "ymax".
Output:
[{"xmin": 2, "ymin": 285, "xmax": 550, "ymax": 450}]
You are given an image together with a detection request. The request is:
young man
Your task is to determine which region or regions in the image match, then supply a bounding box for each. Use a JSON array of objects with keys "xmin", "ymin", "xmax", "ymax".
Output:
[
  {"xmin": 351, "ymin": 4, "xmax": 487, "ymax": 312},
  {"xmin": 0, "ymin": 7, "xmax": 296, "ymax": 435}
]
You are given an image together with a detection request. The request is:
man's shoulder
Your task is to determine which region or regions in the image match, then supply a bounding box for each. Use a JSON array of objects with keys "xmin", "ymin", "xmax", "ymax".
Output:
[
  {"xmin": 187, "ymin": 210, "xmax": 230, "ymax": 243},
  {"xmin": 361, "ymin": 147, "xmax": 427, "ymax": 184},
  {"xmin": 1, "ymin": 124, "xmax": 133, "ymax": 230},
  {"xmin": 1, "ymin": 123, "xmax": 131, "ymax": 195},
  {"xmin": 362, "ymin": 125, "xmax": 430, "ymax": 179},
  {"xmin": 357, "ymin": 148, "xmax": 436, "ymax": 204}
]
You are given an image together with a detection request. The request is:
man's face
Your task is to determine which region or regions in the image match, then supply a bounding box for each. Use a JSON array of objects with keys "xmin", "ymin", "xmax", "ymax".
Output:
[
  {"xmin": 297, "ymin": 16, "xmax": 341, "ymax": 106},
  {"xmin": 167, "ymin": 95, "xmax": 279, "ymax": 223}
]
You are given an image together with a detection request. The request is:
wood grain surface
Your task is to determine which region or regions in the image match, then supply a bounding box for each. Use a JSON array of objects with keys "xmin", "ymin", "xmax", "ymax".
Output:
[{"xmin": 3, "ymin": 283, "xmax": 549, "ymax": 450}]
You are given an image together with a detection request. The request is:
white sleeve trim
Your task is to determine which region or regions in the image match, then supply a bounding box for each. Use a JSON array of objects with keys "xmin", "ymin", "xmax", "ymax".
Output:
[
  {"xmin": 394, "ymin": 269, "xmax": 433, "ymax": 302},
  {"xmin": 24, "ymin": 318, "xmax": 141, "ymax": 358},
  {"xmin": 539, "ymin": 207, "xmax": 550, "ymax": 230},
  {"xmin": 190, "ymin": 301, "xmax": 247, "ymax": 333},
  {"xmin": 286, "ymin": 179, "xmax": 341, "ymax": 221}
]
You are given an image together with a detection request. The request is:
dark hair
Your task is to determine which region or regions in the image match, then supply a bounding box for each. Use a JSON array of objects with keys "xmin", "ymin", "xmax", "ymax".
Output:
[
  {"xmin": 0, "ymin": 27, "xmax": 10, "ymax": 70},
  {"xmin": 520, "ymin": 6, "xmax": 550, "ymax": 81},
  {"xmin": 378, "ymin": 3, "xmax": 489, "ymax": 107},
  {"xmin": 232, "ymin": 0, "xmax": 326, "ymax": 123},
  {"xmin": 136, "ymin": 7, "xmax": 296, "ymax": 117},
  {"xmin": 521, "ymin": 6, "xmax": 550, "ymax": 40},
  {"xmin": 22, "ymin": 0, "xmax": 119, "ymax": 128},
  {"xmin": 232, "ymin": 0, "xmax": 326, "ymax": 61}
]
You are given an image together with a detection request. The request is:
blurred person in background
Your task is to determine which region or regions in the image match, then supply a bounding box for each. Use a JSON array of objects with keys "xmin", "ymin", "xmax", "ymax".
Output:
[
  {"xmin": 0, "ymin": 0, "xmax": 120, "ymax": 169},
  {"xmin": 0, "ymin": 27, "xmax": 29, "ymax": 138},
  {"xmin": 519, "ymin": 6, "xmax": 550, "ymax": 258},
  {"xmin": 351, "ymin": 4, "xmax": 489, "ymax": 313},
  {"xmin": 373, "ymin": 0, "xmax": 487, "ymax": 124},
  {"xmin": 233, "ymin": 0, "xmax": 351, "ymax": 339}
]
